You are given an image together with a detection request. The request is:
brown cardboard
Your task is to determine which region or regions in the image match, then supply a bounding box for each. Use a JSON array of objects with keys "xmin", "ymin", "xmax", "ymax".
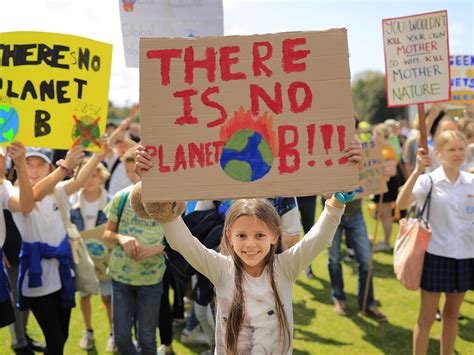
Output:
[
  {"xmin": 354, "ymin": 139, "xmax": 388, "ymax": 200},
  {"xmin": 140, "ymin": 30, "xmax": 358, "ymax": 201},
  {"xmin": 80, "ymin": 224, "xmax": 110, "ymax": 282}
]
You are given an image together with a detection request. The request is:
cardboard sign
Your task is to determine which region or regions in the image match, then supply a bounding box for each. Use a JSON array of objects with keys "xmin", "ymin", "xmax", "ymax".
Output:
[
  {"xmin": 0, "ymin": 32, "xmax": 112, "ymax": 150},
  {"xmin": 119, "ymin": 0, "xmax": 223, "ymax": 68},
  {"xmin": 80, "ymin": 224, "xmax": 111, "ymax": 282},
  {"xmin": 383, "ymin": 11, "xmax": 450, "ymax": 107},
  {"xmin": 449, "ymin": 55, "xmax": 474, "ymax": 105},
  {"xmin": 140, "ymin": 30, "xmax": 358, "ymax": 202},
  {"xmin": 354, "ymin": 139, "xmax": 388, "ymax": 200}
]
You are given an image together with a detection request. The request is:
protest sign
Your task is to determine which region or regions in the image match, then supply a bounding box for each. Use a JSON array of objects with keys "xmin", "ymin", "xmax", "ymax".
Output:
[
  {"xmin": 140, "ymin": 29, "xmax": 358, "ymax": 202},
  {"xmin": 0, "ymin": 32, "xmax": 112, "ymax": 150},
  {"xmin": 449, "ymin": 55, "xmax": 474, "ymax": 105},
  {"xmin": 80, "ymin": 224, "xmax": 111, "ymax": 282},
  {"xmin": 354, "ymin": 138, "xmax": 388, "ymax": 200},
  {"xmin": 383, "ymin": 11, "xmax": 450, "ymax": 107},
  {"xmin": 119, "ymin": 0, "xmax": 223, "ymax": 67}
]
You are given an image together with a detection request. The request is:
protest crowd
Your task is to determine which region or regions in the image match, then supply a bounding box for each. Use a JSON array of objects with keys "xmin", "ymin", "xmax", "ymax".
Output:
[{"xmin": 1, "ymin": 4, "xmax": 474, "ymax": 355}]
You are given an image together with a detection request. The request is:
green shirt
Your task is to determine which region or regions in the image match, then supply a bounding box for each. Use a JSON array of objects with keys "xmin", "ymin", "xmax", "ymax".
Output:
[{"xmin": 104, "ymin": 186, "xmax": 166, "ymax": 286}]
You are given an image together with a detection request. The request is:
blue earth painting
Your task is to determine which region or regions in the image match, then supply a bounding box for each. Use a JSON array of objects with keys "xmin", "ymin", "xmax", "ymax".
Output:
[
  {"xmin": 220, "ymin": 129, "xmax": 274, "ymax": 182},
  {"xmin": 0, "ymin": 105, "xmax": 19, "ymax": 143}
]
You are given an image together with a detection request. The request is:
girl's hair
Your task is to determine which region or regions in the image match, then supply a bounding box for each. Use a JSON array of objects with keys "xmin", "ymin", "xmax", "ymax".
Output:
[
  {"xmin": 219, "ymin": 199, "xmax": 291, "ymax": 355},
  {"xmin": 434, "ymin": 130, "xmax": 467, "ymax": 152},
  {"xmin": 121, "ymin": 147, "xmax": 136, "ymax": 164},
  {"xmin": 373, "ymin": 123, "xmax": 390, "ymax": 139},
  {"xmin": 79, "ymin": 157, "xmax": 110, "ymax": 182}
]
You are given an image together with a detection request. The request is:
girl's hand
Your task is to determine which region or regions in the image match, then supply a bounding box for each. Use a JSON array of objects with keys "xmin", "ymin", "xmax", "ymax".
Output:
[
  {"xmin": 9, "ymin": 141, "xmax": 26, "ymax": 165},
  {"xmin": 134, "ymin": 145, "xmax": 153, "ymax": 177},
  {"xmin": 94, "ymin": 136, "xmax": 109, "ymax": 160},
  {"xmin": 118, "ymin": 235, "xmax": 139, "ymax": 259},
  {"xmin": 65, "ymin": 145, "xmax": 85, "ymax": 170},
  {"xmin": 344, "ymin": 140, "xmax": 363, "ymax": 167},
  {"xmin": 134, "ymin": 245, "xmax": 164, "ymax": 260},
  {"xmin": 414, "ymin": 148, "xmax": 432, "ymax": 175}
]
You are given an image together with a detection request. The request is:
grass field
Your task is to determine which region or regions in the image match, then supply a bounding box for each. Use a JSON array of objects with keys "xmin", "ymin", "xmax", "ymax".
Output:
[{"xmin": 1, "ymin": 201, "xmax": 473, "ymax": 354}]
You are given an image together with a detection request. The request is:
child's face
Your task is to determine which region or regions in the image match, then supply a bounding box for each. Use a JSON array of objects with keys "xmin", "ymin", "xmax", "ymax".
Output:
[
  {"xmin": 26, "ymin": 156, "xmax": 51, "ymax": 186},
  {"xmin": 84, "ymin": 169, "xmax": 103, "ymax": 192},
  {"xmin": 124, "ymin": 161, "xmax": 140, "ymax": 184},
  {"xmin": 226, "ymin": 215, "xmax": 278, "ymax": 277},
  {"xmin": 437, "ymin": 139, "xmax": 466, "ymax": 169}
]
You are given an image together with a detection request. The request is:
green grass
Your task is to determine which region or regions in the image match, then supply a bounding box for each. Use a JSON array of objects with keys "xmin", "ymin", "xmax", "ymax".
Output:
[{"xmin": 1, "ymin": 201, "xmax": 473, "ymax": 354}]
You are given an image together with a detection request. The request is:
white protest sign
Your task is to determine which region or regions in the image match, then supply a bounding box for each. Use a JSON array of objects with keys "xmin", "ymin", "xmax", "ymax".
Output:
[
  {"xmin": 119, "ymin": 0, "xmax": 223, "ymax": 68},
  {"xmin": 383, "ymin": 11, "xmax": 450, "ymax": 107}
]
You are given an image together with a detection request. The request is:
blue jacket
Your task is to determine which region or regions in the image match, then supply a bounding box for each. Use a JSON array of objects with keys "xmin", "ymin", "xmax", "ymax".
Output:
[
  {"xmin": 18, "ymin": 238, "xmax": 75, "ymax": 310},
  {"xmin": 0, "ymin": 248, "xmax": 11, "ymax": 302}
]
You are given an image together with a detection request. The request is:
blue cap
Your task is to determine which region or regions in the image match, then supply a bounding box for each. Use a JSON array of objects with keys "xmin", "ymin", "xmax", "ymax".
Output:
[{"xmin": 25, "ymin": 147, "xmax": 53, "ymax": 164}]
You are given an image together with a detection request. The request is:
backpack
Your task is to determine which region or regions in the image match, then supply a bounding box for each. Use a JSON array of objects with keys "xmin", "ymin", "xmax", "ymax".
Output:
[{"xmin": 164, "ymin": 207, "xmax": 224, "ymax": 281}]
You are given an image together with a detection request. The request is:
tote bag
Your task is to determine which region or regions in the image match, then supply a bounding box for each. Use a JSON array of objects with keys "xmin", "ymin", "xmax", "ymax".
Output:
[
  {"xmin": 55, "ymin": 191, "xmax": 99, "ymax": 295},
  {"xmin": 393, "ymin": 176, "xmax": 433, "ymax": 291}
]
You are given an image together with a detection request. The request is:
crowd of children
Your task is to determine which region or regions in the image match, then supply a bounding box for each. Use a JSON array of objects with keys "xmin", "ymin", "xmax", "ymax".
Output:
[{"xmin": 0, "ymin": 105, "xmax": 472, "ymax": 355}]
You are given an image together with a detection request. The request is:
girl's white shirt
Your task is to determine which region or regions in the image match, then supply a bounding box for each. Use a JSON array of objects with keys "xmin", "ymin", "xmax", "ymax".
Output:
[
  {"xmin": 162, "ymin": 203, "xmax": 343, "ymax": 354},
  {"xmin": 12, "ymin": 181, "xmax": 72, "ymax": 297},
  {"xmin": 0, "ymin": 180, "xmax": 14, "ymax": 247},
  {"xmin": 413, "ymin": 166, "xmax": 474, "ymax": 259}
]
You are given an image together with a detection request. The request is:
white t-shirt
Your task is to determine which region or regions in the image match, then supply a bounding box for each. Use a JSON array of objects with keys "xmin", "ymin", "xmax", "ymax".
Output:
[
  {"xmin": 413, "ymin": 167, "xmax": 474, "ymax": 259},
  {"xmin": 82, "ymin": 199, "xmax": 101, "ymax": 230},
  {"xmin": 12, "ymin": 181, "xmax": 72, "ymax": 297},
  {"xmin": 0, "ymin": 180, "xmax": 14, "ymax": 247},
  {"xmin": 162, "ymin": 203, "xmax": 343, "ymax": 354},
  {"xmin": 104, "ymin": 154, "xmax": 132, "ymax": 197}
]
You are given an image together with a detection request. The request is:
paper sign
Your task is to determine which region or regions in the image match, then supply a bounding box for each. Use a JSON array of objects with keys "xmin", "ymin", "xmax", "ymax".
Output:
[
  {"xmin": 0, "ymin": 32, "xmax": 112, "ymax": 150},
  {"xmin": 80, "ymin": 224, "xmax": 111, "ymax": 282},
  {"xmin": 140, "ymin": 30, "xmax": 358, "ymax": 202},
  {"xmin": 449, "ymin": 55, "xmax": 474, "ymax": 105},
  {"xmin": 119, "ymin": 0, "xmax": 223, "ymax": 68},
  {"xmin": 354, "ymin": 138, "xmax": 388, "ymax": 200},
  {"xmin": 383, "ymin": 11, "xmax": 450, "ymax": 107}
]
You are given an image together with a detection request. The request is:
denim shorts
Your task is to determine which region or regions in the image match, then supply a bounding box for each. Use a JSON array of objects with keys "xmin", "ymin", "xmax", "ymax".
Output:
[{"xmin": 79, "ymin": 279, "xmax": 112, "ymax": 297}]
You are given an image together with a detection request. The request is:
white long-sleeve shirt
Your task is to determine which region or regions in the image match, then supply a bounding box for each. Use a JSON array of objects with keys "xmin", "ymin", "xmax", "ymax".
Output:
[{"xmin": 162, "ymin": 203, "xmax": 343, "ymax": 354}]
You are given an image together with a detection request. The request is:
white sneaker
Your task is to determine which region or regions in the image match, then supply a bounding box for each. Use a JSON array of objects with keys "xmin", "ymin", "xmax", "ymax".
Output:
[
  {"xmin": 374, "ymin": 242, "xmax": 391, "ymax": 252},
  {"xmin": 105, "ymin": 335, "xmax": 117, "ymax": 353},
  {"xmin": 79, "ymin": 330, "xmax": 94, "ymax": 350},
  {"xmin": 180, "ymin": 327, "xmax": 209, "ymax": 345}
]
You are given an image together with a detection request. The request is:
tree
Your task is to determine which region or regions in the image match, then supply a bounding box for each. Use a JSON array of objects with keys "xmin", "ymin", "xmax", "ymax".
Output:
[
  {"xmin": 107, "ymin": 100, "xmax": 140, "ymax": 122},
  {"xmin": 352, "ymin": 70, "xmax": 405, "ymax": 124}
]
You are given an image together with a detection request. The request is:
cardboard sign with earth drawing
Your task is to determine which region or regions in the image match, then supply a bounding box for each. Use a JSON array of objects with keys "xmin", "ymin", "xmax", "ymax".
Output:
[
  {"xmin": 140, "ymin": 30, "xmax": 358, "ymax": 201},
  {"xmin": 80, "ymin": 224, "xmax": 111, "ymax": 282},
  {"xmin": 0, "ymin": 32, "xmax": 112, "ymax": 150}
]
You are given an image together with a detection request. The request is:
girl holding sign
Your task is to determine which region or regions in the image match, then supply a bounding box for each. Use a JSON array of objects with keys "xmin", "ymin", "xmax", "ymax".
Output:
[
  {"xmin": 397, "ymin": 130, "xmax": 474, "ymax": 355},
  {"xmin": 133, "ymin": 141, "xmax": 362, "ymax": 354}
]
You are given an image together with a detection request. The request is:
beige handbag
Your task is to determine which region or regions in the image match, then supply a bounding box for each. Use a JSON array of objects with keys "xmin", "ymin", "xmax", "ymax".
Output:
[{"xmin": 54, "ymin": 191, "xmax": 99, "ymax": 295}]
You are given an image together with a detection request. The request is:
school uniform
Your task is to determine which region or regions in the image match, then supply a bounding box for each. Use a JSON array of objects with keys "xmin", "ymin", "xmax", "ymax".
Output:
[{"xmin": 413, "ymin": 167, "xmax": 474, "ymax": 292}]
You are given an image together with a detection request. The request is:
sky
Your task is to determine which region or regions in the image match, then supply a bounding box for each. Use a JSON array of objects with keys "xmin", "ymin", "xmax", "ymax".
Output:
[{"xmin": 2, "ymin": 0, "xmax": 473, "ymax": 107}]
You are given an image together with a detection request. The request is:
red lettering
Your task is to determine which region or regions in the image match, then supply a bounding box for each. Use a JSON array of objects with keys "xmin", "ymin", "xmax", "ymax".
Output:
[
  {"xmin": 282, "ymin": 38, "xmax": 310, "ymax": 73},
  {"xmin": 288, "ymin": 81, "xmax": 313, "ymax": 113},
  {"xmin": 173, "ymin": 89, "xmax": 198, "ymax": 125},
  {"xmin": 201, "ymin": 86, "xmax": 228, "ymax": 128},
  {"xmin": 212, "ymin": 141, "xmax": 224, "ymax": 163},
  {"xmin": 158, "ymin": 145, "xmax": 170, "ymax": 173},
  {"xmin": 252, "ymin": 42, "xmax": 273, "ymax": 77},
  {"xmin": 188, "ymin": 143, "xmax": 205, "ymax": 168},
  {"xmin": 220, "ymin": 46, "xmax": 246, "ymax": 81},
  {"xmin": 184, "ymin": 46, "xmax": 216, "ymax": 84},
  {"xmin": 278, "ymin": 125, "xmax": 300, "ymax": 173},
  {"xmin": 250, "ymin": 83, "xmax": 282, "ymax": 116},
  {"xmin": 173, "ymin": 144, "xmax": 187, "ymax": 172},
  {"xmin": 146, "ymin": 49, "xmax": 182, "ymax": 86},
  {"xmin": 205, "ymin": 142, "xmax": 213, "ymax": 166}
]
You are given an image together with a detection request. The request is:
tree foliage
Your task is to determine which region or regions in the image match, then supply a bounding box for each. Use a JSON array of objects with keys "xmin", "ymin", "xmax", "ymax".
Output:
[
  {"xmin": 107, "ymin": 100, "xmax": 140, "ymax": 123},
  {"xmin": 352, "ymin": 70, "xmax": 405, "ymax": 124}
]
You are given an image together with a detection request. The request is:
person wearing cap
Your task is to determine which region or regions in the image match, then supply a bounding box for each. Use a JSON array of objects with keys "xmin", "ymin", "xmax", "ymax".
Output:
[{"xmin": 8, "ymin": 142, "xmax": 108, "ymax": 355}]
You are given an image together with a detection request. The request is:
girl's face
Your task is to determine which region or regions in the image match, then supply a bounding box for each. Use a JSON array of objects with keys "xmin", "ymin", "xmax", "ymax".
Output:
[
  {"xmin": 84, "ymin": 169, "xmax": 103, "ymax": 192},
  {"xmin": 226, "ymin": 215, "xmax": 278, "ymax": 277},
  {"xmin": 437, "ymin": 138, "xmax": 466, "ymax": 169},
  {"xmin": 26, "ymin": 156, "xmax": 51, "ymax": 185}
]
